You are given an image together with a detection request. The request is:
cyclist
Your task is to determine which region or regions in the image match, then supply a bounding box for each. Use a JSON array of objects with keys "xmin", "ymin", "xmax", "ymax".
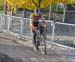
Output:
[{"xmin": 30, "ymin": 8, "xmax": 46, "ymax": 51}]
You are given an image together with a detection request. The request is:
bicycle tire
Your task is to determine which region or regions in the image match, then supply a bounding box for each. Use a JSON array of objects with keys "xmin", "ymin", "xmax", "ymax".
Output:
[
  {"xmin": 33, "ymin": 30, "xmax": 40, "ymax": 51},
  {"xmin": 40, "ymin": 35, "xmax": 46, "ymax": 55}
]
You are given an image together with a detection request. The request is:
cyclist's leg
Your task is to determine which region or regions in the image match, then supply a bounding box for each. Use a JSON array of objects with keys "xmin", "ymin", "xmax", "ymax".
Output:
[
  {"xmin": 41, "ymin": 27, "xmax": 47, "ymax": 54},
  {"xmin": 32, "ymin": 31, "xmax": 36, "ymax": 46},
  {"xmin": 32, "ymin": 31, "xmax": 38, "ymax": 51},
  {"xmin": 38, "ymin": 26, "xmax": 43, "ymax": 46},
  {"xmin": 43, "ymin": 27, "xmax": 47, "ymax": 40}
]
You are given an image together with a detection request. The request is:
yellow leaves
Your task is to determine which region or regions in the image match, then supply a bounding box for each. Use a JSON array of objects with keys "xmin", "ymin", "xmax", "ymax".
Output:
[
  {"xmin": 68, "ymin": 0, "xmax": 75, "ymax": 4},
  {"xmin": 6, "ymin": 0, "xmax": 75, "ymax": 10},
  {"xmin": 0, "ymin": 0, "xmax": 4, "ymax": 5},
  {"xmin": 6, "ymin": 0, "xmax": 54, "ymax": 10},
  {"xmin": 40, "ymin": 0, "xmax": 52, "ymax": 8},
  {"xmin": 6, "ymin": 0, "xmax": 24, "ymax": 6},
  {"xmin": 55, "ymin": 0, "xmax": 66, "ymax": 3},
  {"xmin": 18, "ymin": 0, "xmax": 36, "ymax": 10},
  {"xmin": 55, "ymin": 0, "xmax": 75, "ymax": 4},
  {"xmin": 6, "ymin": 0, "xmax": 16, "ymax": 6}
]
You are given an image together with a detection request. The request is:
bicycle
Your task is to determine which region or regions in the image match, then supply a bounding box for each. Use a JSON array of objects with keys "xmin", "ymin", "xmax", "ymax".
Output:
[{"xmin": 33, "ymin": 26, "xmax": 47, "ymax": 55}]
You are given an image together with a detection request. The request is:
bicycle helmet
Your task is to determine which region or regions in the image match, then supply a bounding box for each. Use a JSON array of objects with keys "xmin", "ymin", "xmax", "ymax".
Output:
[{"xmin": 34, "ymin": 8, "xmax": 40, "ymax": 15}]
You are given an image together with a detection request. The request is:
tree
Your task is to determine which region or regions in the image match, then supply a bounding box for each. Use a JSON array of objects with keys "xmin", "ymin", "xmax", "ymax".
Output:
[
  {"xmin": 6, "ymin": 0, "xmax": 54, "ymax": 10},
  {"xmin": 0, "ymin": 0, "xmax": 4, "ymax": 11},
  {"xmin": 6, "ymin": 0, "xmax": 75, "ymax": 10}
]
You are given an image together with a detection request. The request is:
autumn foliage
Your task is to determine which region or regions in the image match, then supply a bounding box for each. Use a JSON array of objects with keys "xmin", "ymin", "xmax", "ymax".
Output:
[{"xmin": 6, "ymin": 0, "xmax": 75, "ymax": 10}]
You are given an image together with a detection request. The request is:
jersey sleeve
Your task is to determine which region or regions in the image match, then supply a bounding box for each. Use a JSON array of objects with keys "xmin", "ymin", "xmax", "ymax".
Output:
[
  {"xmin": 30, "ymin": 13, "xmax": 34, "ymax": 31},
  {"xmin": 30, "ymin": 13, "xmax": 34, "ymax": 19}
]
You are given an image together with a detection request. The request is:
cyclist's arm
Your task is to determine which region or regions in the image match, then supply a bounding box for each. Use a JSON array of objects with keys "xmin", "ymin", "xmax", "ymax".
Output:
[
  {"xmin": 42, "ymin": 17, "xmax": 47, "ymax": 31},
  {"xmin": 30, "ymin": 13, "xmax": 34, "ymax": 31},
  {"xmin": 41, "ymin": 16, "xmax": 46, "ymax": 28},
  {"xmin": 30, "ymin": 19, "xmax": 34, "ymax": 31}
]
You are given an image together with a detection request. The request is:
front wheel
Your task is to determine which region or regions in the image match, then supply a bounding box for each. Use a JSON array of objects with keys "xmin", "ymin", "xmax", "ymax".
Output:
[
  {"xmin": 33, "ymin": 30, "xmax": 40, "ymax": 51},
  {"xmin": 40, "ymin": 35, "xmax": 46, "ymax": 55}
]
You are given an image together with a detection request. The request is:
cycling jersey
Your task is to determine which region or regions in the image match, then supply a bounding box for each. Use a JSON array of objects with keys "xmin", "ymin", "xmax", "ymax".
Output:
[
  {"xmin": 30, "ymin": 13, "xmax": 42, "ymax": 31},
  {"xmin": 33, "ymin": 15, "xmax": 40, "ymax": 27}
]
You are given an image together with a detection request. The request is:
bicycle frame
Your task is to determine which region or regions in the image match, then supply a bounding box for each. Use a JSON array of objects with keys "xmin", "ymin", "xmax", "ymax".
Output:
[{"xmin": 34, "ymin": 26, "xmax": 47, "ymax": 54}]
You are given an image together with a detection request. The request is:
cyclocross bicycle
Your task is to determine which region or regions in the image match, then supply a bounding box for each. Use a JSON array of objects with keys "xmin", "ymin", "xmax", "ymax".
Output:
[{"xmin": 33, "ymin": 26, "xmax": 47, "ymax": 55}]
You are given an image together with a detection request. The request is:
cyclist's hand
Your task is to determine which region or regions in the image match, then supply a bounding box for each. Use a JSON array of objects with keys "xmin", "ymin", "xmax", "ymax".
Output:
[
  {"xmin": 43, "ymin": 24, "xmax": 46, "ymax": 28},
  {"xmin": 33, "ymin": 27, "xmax": 37, "ymax": 31}
]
